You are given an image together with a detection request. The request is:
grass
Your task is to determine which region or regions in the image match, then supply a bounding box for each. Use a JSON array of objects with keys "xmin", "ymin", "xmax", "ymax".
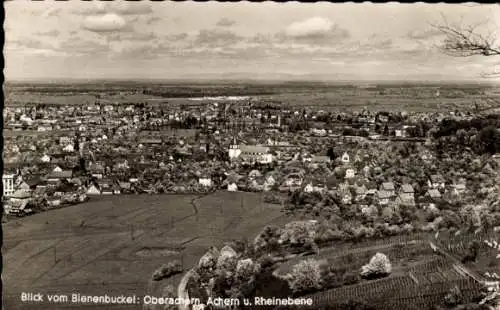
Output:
[{"xmin": 2, "ymin": 191, "xmax": 294, "ymax": 309}]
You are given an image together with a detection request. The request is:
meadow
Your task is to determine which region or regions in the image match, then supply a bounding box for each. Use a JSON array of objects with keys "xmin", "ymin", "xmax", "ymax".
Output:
[
  {"xmin": 2, "ymin": 192, "xmax": 293, "ymax": 309},
  {"xmin": 5, "ymin": 81, "xmax": 498, "ymax": 114}
]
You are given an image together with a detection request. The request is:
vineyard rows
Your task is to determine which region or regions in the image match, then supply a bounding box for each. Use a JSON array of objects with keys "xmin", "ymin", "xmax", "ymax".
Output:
[
  {"xmin": 309, "ymin": 274, "xmax": 483, "ymax": 309},
  {"xmin": 309, "ymin": 276, "xmax": 415, "ymax": 305}
]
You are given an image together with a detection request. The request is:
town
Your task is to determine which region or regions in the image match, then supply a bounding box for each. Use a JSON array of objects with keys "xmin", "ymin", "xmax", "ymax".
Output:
[{"xmin": 3, "ymin": 84, "xmax": 500, "ymax": 227}]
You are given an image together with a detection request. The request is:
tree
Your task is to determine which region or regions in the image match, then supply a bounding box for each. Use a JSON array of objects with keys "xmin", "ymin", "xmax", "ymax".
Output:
[
  {"xmin": 288, "ymin": 259, "xmax": 322, "ymax": 294},
  {"xmin": 360, "ymin": 253, "xmax": 392, "ymax": 279},
  {"xmin": 327, "ymin": 147, "xmax": 336, "ymax": 161},
  {"xmin": 444, "ymin": 286, "xmax": 464, "ymax": 307},
  {"xmin": 152, "ymin": 260, "xmax": 183, "ymax": 281},
  {"xmin": 433, "ymin": 15, "xmax": 500, "ymax": 77}
]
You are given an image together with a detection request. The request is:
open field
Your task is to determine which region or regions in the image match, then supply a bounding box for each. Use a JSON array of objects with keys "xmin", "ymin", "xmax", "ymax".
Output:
[
  {"xmin": 5, "ymin": 82, "xmax": 500, "ymax": 113},
  {"xmin": 2, "ymin": 192, "xmax": 293, "ymax": 309}
]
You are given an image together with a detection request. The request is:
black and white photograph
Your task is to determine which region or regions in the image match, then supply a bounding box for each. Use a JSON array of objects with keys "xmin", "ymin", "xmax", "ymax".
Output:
[{"xmin": 2, "ymin": 1, "xmax": 500, "ymax": 310}]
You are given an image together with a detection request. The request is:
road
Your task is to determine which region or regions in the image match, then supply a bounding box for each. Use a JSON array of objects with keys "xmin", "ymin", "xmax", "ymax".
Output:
[{"xmin": 177, "ymin": 270, "xmax": 194, "ymax": 310}]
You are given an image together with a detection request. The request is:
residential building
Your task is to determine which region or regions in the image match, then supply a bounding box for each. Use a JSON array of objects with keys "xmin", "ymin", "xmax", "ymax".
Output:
[
  {"xmin": 199, "ymin": 177, "xmax": 212, "ymax": 187},
  {"xmin": 380, "ymin": 182, "xmax": 396, "ymax": 197},
  {"xmin": 428, "ymin": 174, "xmax": 445, "ymax": 189},
  {"xmin": 399, "ymin": 184, "xmax": 415, "ymax": 206},
  {"xmin": 345, "ymin": 168, "xmax": 356, "ymax": 179},
  {"xmin": 230, "ymin": 144, "xmax": 273, "ymax": 164},
  {"xmin": 228, "ymin": 182, "xmax": 238, "ymax": 192},
  {"xmin": 426, "ymin": 189, "xmax": 442, "ymax": 201},
  {"xmin": 341, "ymin": 152, "xmax": 350, "ymax": 164},
  {"xmin": 87, "ymin": 184, "xmax": 101, "ymax": 195},
  {"xmin": 3, "ymin": 174, "xmax": 15, "ymax": 197}
]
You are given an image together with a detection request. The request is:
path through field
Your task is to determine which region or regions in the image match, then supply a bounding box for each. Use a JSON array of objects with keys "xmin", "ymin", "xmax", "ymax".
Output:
[{"xmin": 3, "ymin": 192, "xmax": 291, "ymax": 310}]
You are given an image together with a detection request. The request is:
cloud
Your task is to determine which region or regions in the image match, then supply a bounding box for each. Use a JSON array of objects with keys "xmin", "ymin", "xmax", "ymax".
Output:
[
  {"xmin": 216, "ymin": 17, "xmax": 236, "ymax": 27},
  {"xmin": 59, "ymin": 38, "xmax": 110, "ymax": 55},
  {"xmin": 72, "ymin": 2, "xmax": 107, "ymax": 16},
  {"xmin": 82, "ymin": 13, "xmax": 127, "ymax": 33},
  {"xmin": 281, "ymin": 17, "xmax": 350, "ymax": 45},
  {"xmin": 194, "ymin": 29, "xmax": 243, "ymax": 47},
  {"xmin": 286, "ymin": 17, "xmax": 349, "ymax": 38},
  {"xmin": 72, "ymin": 2, "xmax": 152, "ymax": 17},
  {"xmin": 36, "ymin": 30, "xmax": 60, "ymax": 37},
  {"xmin": 8, "ymin": 38, "xmax": 51, "ymax": 50},
  {"xmin": 407, "ymin": 28, "xmax": 444, "ymax": 40},
  {"xmin": 106, "ymin": 32, "xmax": 158, "ymax": 42},
  {"xmin": 113, "ymin": 3, "xmax": 153, "ymax": 16},
  {"xmin": 146, "ymin": 16, "xmax": 162, "ymax": 25},
  {"xmin": 42, "ymin": 8, "xmax": 61, "ymax": 18}
]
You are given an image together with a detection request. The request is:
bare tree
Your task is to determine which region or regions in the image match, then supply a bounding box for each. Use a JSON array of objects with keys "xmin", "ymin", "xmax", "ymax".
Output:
[{"xmin": 431, "ymin": 13, "xmax": 500, "ymax": 77}]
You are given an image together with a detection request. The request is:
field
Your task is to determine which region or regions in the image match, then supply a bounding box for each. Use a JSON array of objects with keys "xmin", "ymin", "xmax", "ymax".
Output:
[
  {"xmin": 5, "ymin": 81, "xmax": 500, "ymax": 113},
  {"xmin": 2, "ymin": 192, "xmax": 294, "ymax": 309}
]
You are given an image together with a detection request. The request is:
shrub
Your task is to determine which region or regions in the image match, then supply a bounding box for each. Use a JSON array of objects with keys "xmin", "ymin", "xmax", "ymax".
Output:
[{"xmin": 152, "ymin": 260, "xmax": 183, "ymax": 281}]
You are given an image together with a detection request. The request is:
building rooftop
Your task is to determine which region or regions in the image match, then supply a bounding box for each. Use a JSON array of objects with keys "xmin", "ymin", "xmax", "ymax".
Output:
[
  {"xmin": 401, "ymin": 184, "xmax": 414, "ymax": 193},
  {"xmin": 381, "ymin": 182, "xmax": 395, "ymax": 191}
]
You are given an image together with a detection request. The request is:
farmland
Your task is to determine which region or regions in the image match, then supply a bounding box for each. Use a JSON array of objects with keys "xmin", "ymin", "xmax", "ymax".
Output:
[
  {"xmin": 5, "ymin": 81, "xmax": 499, "ymax": 113},
  {"xmin": 261, "ymin": 231, "xmax": 492, "ymax": 310},
  {"xmin": 2, "ymin": 191, "xmax": 293, "ymax": 309},
  {"xmin": 290, "ymin": 242, "xmax": 486, "ymax": 310}
]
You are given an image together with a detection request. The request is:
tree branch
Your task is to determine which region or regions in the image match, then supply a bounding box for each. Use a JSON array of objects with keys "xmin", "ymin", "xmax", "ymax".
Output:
[{"xmin": 431, "ymin": 19, "xmax": 500, "ymax": 57}]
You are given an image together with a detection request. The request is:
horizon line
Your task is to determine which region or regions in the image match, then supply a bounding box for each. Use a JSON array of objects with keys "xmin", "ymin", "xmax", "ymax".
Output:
[{"xmin": 5, "ymin": 77, "xmax": 500, "ymax": 85}]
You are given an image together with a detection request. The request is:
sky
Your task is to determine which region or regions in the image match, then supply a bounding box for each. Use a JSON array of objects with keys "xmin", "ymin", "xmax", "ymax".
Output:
[{"xmin": 4, "ymin": 1, "xmax": 500, "ymax": 82}]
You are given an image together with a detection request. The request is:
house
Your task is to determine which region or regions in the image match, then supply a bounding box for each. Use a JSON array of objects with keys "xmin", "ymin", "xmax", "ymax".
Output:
[
  {"xmin": 399, "ymin": 184, "xmax": 415, "ymax": 206},
  {"xmin": 47, "ymin": 197, "xmax": 62, "ymax": 207},
  {"xmin": 89, "ymin": 163, "xmax": 105, "ymax": 179},
  {"xmin": 354, "ymin": 184, "xmax": 368, "ymax": 201},
  {"xmin": 40, "ymin": 154, "xmax": 51, "ymax": 163},
  {"xmin": 399, "ymin": 184, "xmax": 415, "ymax": 200},
  {"xmin": 59, "ymin": 136, "xmax": 72, "ymax": 145},
  {"xmin": 428, "ymin": 174, "xmax": 445, "ymax": 189},
  {"xmin": 86, "ymin": 184, "xmax": 101, "ymax": 195},
  {"xmin": 5, "ymin": 199, "xmax": 32, "ymax": 216},
  {"xmin": 450, "ymin": 179, "xmax": 467, "ymax": 196},
  {"xmin": 303, "ymin": 180, "xmax": 326, "ymax": 193},
  {"xmin": 309, "ymin": 155, "xmax": 331, "ymax": 169},
  {"xmin": 3, "ymin": 174, "xmax": 16, "ymax": 197},
  {"xmin": 362, "ymin": 165, "xmax": 371, "ymax": 178},
  {"xmin": 341, "ymin": 191, "xmax": 353, "ymax": 205},
  {"xmin": 228, "ymin": 182, "xmax": 238, "ymax": 192},
  {"xmin": 283, "ymin": 173, "xmax": 303, "ymax": 188},
  {"xmin": 263, "ymin": 175, "xmax": 276, "ymax": 191},
  {"xmin": 426, "ymin": 189, "xmax": 442, "ymax": 201},
  {"xmin": 53, "ymin": 165, "xmax": 63, "ymax": 173},
  {"xmin": 341, "ymin": 152, "xmax": 350, "ymax": 164},
  {"xmin": 380, "ymin": 182, "xmax": 395, "ymax": 195},
  {"xmin": 17, "ymin": 180, "xmax": 31, "ymax": 191},
  {"xmin": 46, "ymin": 170, "xmax": 73, "ymax": 183},
  {"xmin": 493, "ymin": 154, "xmax": 500, "ymax": 165},
  {"xmin": 248, "ymin": 170, "xmax": 263, "ymax": 180},
  {"xmin": 376, "ymin": 190, "xmax": 392, "ymax": 206},
  {"xmin": 10, "ymin": 189, "xmax": 31, "ymax": 203},
  {"xmin": 101, "ymin": 187, "xmax": 114, "ymax": 195},
  {"xmin": 235, "ymin": 145, "xmax": 273, "ymax": 164},
  {"xmin": 119, "ymin": 182, "xmax": 131, "ymax": 193},
  {"xmin": 421, "ymin": 152, "xmax": 434, "ymax": 162},
  {"xmin": 199, "ymin": 177, "xmax": 212, "ymax": 187},
  {"xmin": 63, "ymin": 144, "xmax": 75, "ymax": 153},
  {"xmin": 345, "ymin": 168, "xmax": 356, "ymax": 179}
]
